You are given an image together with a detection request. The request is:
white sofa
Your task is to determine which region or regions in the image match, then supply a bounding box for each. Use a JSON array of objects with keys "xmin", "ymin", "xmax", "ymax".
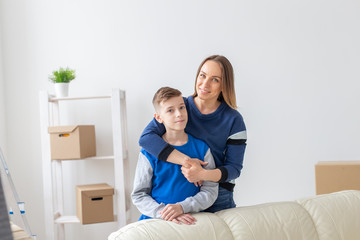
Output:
[{"xmin": 108, "ymin": 190, "xmax": 360, "ymax": 240}]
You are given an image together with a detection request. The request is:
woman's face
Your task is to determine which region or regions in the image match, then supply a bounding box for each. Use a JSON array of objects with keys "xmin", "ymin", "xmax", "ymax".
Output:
[{"xmin": 196, "ymin": 60, "xmax": 222, "ymax": 101}]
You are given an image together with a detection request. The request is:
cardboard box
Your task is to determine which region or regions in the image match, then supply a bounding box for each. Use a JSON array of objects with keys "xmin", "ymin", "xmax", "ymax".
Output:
[
  {"xmin": 315, "ymin": 161, "xmax": 360, "ymax": 195},
  {"xmin": 76, "ymin": 183, "xmax": 114, "ymax": 224},
  {"xmin": 48, "ymin": 125, "xmax": 96, "ymax": 160}
]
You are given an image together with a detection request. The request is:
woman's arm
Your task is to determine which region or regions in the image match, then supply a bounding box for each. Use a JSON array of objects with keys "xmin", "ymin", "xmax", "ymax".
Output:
[
  {"xmin": 182, "ymin": 115, "xmax": 247, "ymax": 183},
  {"xmin": 218, "ymin": 126, "xmax": 247, "ymax": 182},
  {"xmin": 139, "ymin": 118, "xmax": 169, "ymax": 160},
  {"xmin": 219, "ymin": 143, "xmax": 246, "ymax": 182},
  {"xmin": 181, "ymin": 158, "xmax": 222, "ymax": 182},
  {"xmin": 167, "ymin": 149, "xmax": 191, "ymax": 166},
  {"xmin": 140, "ymin": 117, "xmax": 200, "ymax": 166}
]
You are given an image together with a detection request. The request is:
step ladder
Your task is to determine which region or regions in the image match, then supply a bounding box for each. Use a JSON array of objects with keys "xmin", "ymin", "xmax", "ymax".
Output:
[{"xmin": 0, "ymin": 146, "xmax": 36, "ymax": 239}]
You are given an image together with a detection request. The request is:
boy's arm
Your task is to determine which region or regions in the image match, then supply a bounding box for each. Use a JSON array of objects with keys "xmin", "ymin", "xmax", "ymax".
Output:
[
  {"xmin": 131, "ymin": 152, "xmax": 165, "ymax": 219},
  {"xmin": 178, "ymin": 149, "xmax": 219, "ymax": 213}
]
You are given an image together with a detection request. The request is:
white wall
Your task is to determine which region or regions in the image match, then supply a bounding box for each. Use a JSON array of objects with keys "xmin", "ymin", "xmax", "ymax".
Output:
[{"xmin": 1, "ymin": 0, "xmax": 360, "ymax": 239}]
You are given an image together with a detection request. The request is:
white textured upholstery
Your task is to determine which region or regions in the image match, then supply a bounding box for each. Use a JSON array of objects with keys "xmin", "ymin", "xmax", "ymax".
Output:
[
  {"xmin": 108, "ymin": 190, "xmax": 360, "ymax": 240},
  {"xmin": 215, "ymin": 202, "xmax": 318, "ymax": 240},
  {"xmin": 108, "ymin": 212, "xmax": 233, "ymax": 240},
  {"xmin": 296, "ymin": 190, "xmax": 360, "ymax": 240}
]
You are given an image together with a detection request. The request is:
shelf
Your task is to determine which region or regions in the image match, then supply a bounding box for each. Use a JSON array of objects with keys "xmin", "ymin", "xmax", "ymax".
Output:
[
  {"xmin": 49, "ymin": 92, "xmax": 125, "ymax": 102},
  {"xmin": 55, "ymin": 215, "xmax": 119, "ymax": 224},
  {"xmin": 52, "ymin": 155, "xmax": 115, "ymax": 162},
  {"xmin": 49, "ymin": 95, "xmax": 111, "ymax": 102},
  {"xmin": 39, "ymin": 89, "xmax": 128, "ymax": 240},
  {"xmin": 55, "ymin": 216, "xmax": 80, "ymax": 224}
]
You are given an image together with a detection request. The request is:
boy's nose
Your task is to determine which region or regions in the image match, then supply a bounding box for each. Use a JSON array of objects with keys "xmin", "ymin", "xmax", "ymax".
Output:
[{"xmin": 175, "ymin": 109, "xmax": 182, "ymax": 117}]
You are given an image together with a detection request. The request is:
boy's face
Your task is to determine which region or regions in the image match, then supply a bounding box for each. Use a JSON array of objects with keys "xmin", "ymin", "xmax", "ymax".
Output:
[{"xmin": 155, "ymin": 96, "xmax": 188, "ymax": 132}]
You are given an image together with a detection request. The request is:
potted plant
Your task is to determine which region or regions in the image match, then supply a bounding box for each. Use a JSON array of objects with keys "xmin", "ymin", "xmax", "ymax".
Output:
[{"xmin": 49, "ymin": 67, "xmax": 76, "ymax": 97}]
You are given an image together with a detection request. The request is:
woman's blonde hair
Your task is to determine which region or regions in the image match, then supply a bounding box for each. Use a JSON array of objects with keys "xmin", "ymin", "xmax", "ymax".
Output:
[{"xmin": 192, "ymin": 55, "xmax": 237, "ymax": 109}]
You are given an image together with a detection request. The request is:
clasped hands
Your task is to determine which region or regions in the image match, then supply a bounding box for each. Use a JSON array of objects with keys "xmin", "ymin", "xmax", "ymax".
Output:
[
  {"xmin": 181, "ymin": 158, "xmax": 208, "ymax": 186},
  {"xmin": 159, "ymin": 203, "xmax": 196, "ymax": 225}
]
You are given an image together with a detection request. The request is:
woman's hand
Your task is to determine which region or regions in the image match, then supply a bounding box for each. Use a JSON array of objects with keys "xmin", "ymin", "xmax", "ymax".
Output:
[
  {"xmin": 159, "ymin": 203, "xmax": 183, "ymax": 221},
  {"xmin": 171, "ymin": 213, "xmax": 197, "ymax": 225},
  {"xmin": 181, "ymin": 158, "xmax": 207, "ymax": 184}
]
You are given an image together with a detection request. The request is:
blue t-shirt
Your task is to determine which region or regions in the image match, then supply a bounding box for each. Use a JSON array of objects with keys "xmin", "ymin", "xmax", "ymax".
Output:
[{"xmin": 139, "ymin": 134, "xmax": 209, "ymax": 220}]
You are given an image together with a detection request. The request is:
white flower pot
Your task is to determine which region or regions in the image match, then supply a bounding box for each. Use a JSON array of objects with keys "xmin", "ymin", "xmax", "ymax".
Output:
[{"xmin": 54, "ymin": 83, "xmax": 69, "ymax": 97}]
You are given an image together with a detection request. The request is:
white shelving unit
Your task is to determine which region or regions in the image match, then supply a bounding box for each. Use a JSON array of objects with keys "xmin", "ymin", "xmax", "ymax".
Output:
[{"xmin": 39, "ymin": 89, "xmax": 129, "ymax": 240}]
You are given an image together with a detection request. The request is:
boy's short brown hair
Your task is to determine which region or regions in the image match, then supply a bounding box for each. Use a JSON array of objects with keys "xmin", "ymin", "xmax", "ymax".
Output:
[{"xmin": 152, "ymin": 87, "xmax": 182, "ymax": 111}]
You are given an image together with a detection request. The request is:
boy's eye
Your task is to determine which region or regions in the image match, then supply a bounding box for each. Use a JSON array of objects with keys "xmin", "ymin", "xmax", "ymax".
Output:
[
  {"xmin": 180, "ymin": 106, "xmax": 185, "ymax": 110},
  {"xmin": 167, "ymin": 109, "xmax": 173, "ymax": 113}
]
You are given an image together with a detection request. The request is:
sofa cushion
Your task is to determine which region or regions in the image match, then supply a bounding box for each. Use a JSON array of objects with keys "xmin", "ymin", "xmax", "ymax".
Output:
[
  {"xmin": 109, "ymin": 191, "xmax": 360, "ymax": 240},
  {"xmin": 215, "ymin": 202, "xmax": 319, "ymax": 240},
  {"xmin": 108, "ymin": 212, "xmax": 233, "ymax": 240},
  {"xmin": 296, "ymin": 190, "xmax": 360, "ymax": 240}
]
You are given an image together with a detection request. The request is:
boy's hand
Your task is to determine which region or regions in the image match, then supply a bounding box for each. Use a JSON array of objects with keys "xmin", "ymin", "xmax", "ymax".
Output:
[
  {"xmin": 171, "ymin": 213, "xmax": 197, "ymax": 225},
  {"xmin": 160, "ymin": 203, "xmax": 183, "ymax": 221},
  {"xmin": 181, "ymin": 158, "xmax": 207, "ymax": 184}
]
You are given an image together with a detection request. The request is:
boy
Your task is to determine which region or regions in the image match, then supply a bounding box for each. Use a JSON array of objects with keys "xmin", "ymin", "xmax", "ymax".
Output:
[{"xmin": 131, "ymin": 87, "xmax": 218, "ymax": 224}]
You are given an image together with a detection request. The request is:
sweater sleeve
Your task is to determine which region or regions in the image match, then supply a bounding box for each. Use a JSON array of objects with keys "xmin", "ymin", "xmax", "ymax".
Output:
[
  {"xmin": 218, "ymin": 114, "xmax": 247, "ymax": 183},
  {"xmin": 138, "ymin": 118, "xmax": 175, "ymax": 162},
  {"xmin": 178, "ymin": 149, "xmax": 219, "ymax": 213},
  {"xmin": 131, "ymin": 152, "xmax": 165, "ymax": 218}
]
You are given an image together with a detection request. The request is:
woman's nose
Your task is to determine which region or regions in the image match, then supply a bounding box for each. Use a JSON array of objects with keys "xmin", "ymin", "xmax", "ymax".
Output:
[{"xmin": 202, "ymin": 78, "xmax": 210, "ymax": 87}]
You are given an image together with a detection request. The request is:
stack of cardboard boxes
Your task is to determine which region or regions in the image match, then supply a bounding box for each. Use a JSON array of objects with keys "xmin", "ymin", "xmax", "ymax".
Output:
[{"xmin": 48, "ymin": 125, "xmax": 114, "ymax": 224}]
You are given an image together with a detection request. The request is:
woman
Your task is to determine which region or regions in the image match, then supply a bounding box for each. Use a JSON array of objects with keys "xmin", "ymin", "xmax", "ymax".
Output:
[{"xmin": 139, "ymin": 55, "xmax": 247, "ymax": 212}]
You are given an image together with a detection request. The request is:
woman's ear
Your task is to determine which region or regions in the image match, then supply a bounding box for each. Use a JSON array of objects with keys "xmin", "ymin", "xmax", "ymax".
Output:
[{"xmin": 154, "ymin": 113, "xmax": 163, "ymax": 124}]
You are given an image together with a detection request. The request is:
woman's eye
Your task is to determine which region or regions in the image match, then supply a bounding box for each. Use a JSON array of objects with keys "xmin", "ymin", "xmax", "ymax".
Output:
[
  {"xmin": 180, "ymin": 106, "xmax": 185, "ymax": 110},
  {"xmin": 199, "ymin": 74, "xmax": 205, "ymax": 78},
  {"xmin": 167, "ymin": 109, "xmax": 173, "ymax": 113},
  {"xmin": 212, "ymin": 78, "xmax": 219, "ymax": 82}
]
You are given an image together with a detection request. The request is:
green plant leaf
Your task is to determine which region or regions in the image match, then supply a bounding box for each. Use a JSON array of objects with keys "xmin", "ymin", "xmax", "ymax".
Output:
[{"xmin": 48, "ymin": 67, "xmax": 76, "ymax": 83}]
